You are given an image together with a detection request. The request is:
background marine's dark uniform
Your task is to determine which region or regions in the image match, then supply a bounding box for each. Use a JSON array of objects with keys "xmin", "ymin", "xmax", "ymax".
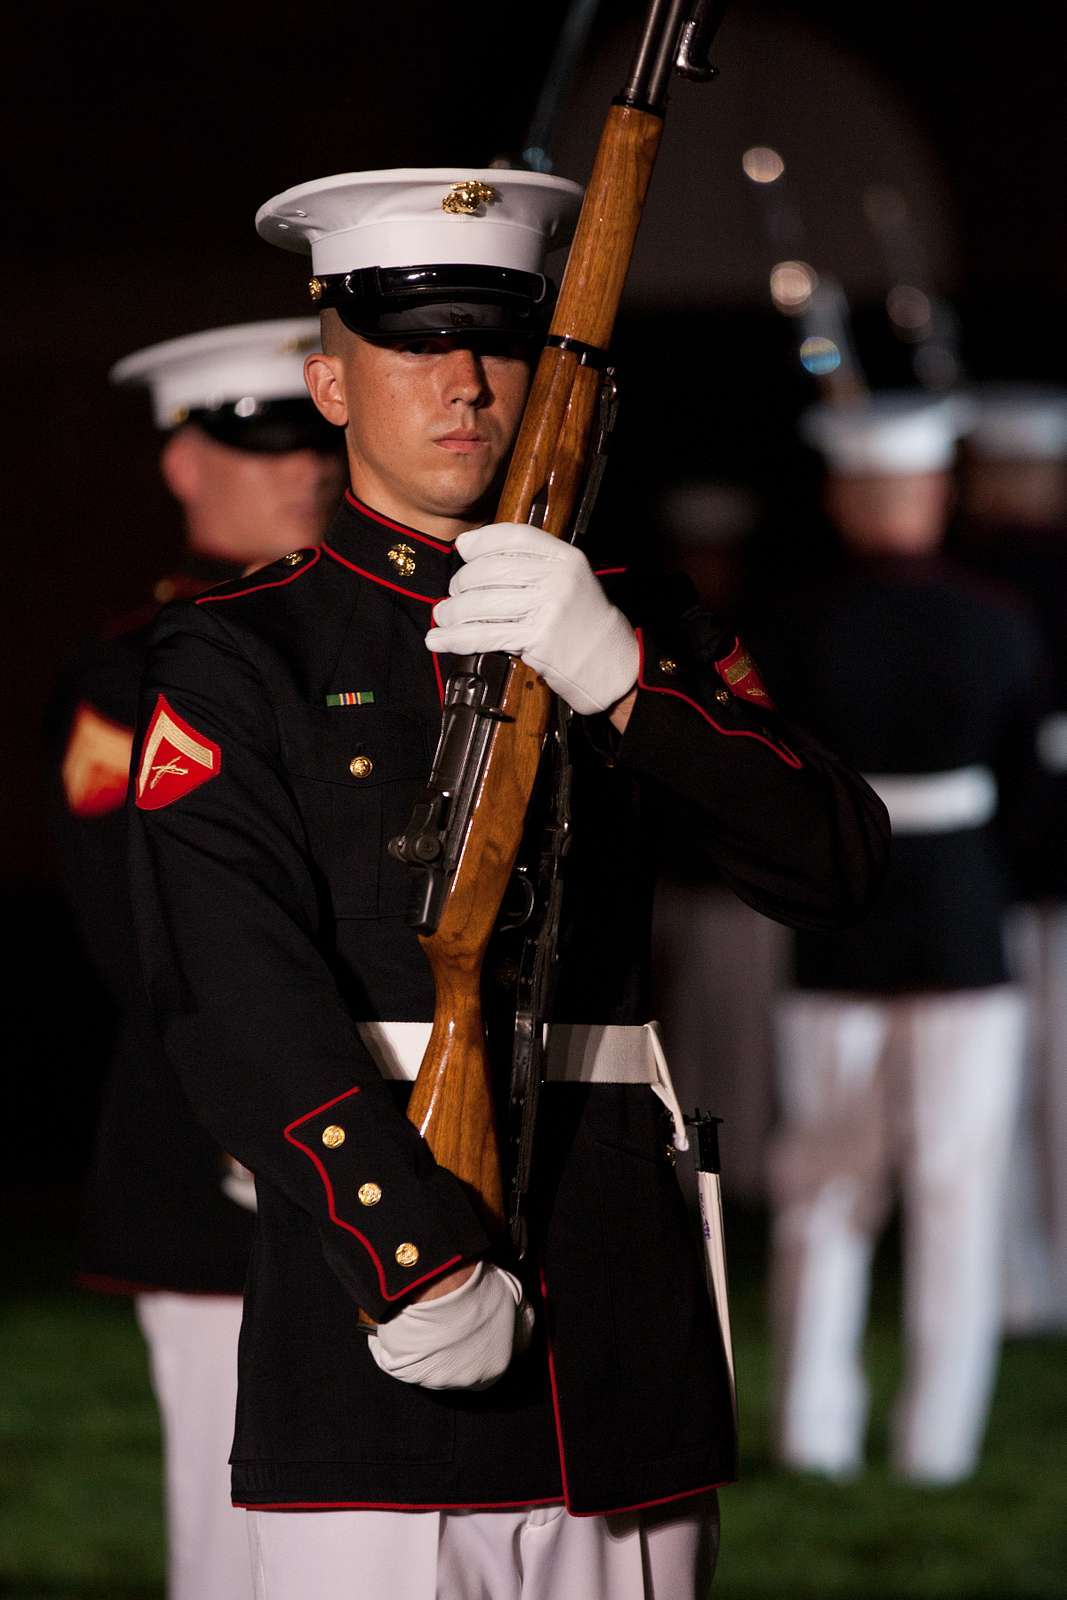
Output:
[
  {"xmin": 128, "ymin": 490, "xmax": 888, "ymax": 1514},
  {"xmin": 52, "ymin": 583, "xmax": 256, "ymax": 1297},
  {"xmin": 754, "ymin": 551, "xmax": 1042, "ymax": 1481}
]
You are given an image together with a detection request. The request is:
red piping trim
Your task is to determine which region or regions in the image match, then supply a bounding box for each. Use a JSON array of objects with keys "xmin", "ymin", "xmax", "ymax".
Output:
[
  {"xmin": 196, "ymin": 548, "xmax": 321, "ymax": 604},
  {"xmin": 235, "ymin": 1484, "xmax": 729, "ymax": 1515},
  {"xmin": 564, "ymin": 1479, "xmax": 731, "ymax": 1520},
  {"xmin": 283, "ymin": 1086, "xmax": 462, "ymax": 1302},
  {"xmin": 538, "ymin": 1268, "xmax": 731, "ymax": 1516},
  {"xmin": 540, "ymin": 1267, "xmax": 573, "ymax": 1506},
  {"xmin": 634, "ymin": 628, "xmax": 802, "ymax": 770},
  {"xmin": 432, "ymin": 650, "xmax": 445, "ymax": 707},
  {"xmin": 594, "ymin": 566, "xmax": 627, "ymax": 577},
  {"xmin": 344, "ymin": 490, "xmax": 454, "ymax": 552},
  {"xmin": 76, "ymin": 1272, "xmax": 243, "ymax": 1299},
  {"xmin": 322, "ymin": 544, "xmax": 443, "ymax": 607},
  {"xmin": 236, "ymin": 1495, "xmax": 565, "ymax": 1512}
]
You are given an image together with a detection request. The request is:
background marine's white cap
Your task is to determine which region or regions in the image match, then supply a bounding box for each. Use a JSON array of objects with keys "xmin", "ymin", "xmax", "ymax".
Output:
[
  {"xmin": 801, "ymin": 392, "xmax": 975, "ymax": 476},
  {"xmin": 255, "ymin": 168, "xmax": 583, "ymax": 278},
  {"xmin": 967, "ymin": 384, "xmax": 1067, "ymax": 461},
  {"xmin": 110, "ymin": 318, "xmax": 321, "ymax": 430}
]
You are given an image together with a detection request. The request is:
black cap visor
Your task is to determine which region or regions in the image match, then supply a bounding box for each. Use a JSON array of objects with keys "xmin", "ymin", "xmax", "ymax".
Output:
[
  {"xmin": 185, "ymin": 398, "xmax": 342, "ymax": 455},
  {"xmin": 313, "ymin": 263, "xmax": 556, "ymax": 341}
]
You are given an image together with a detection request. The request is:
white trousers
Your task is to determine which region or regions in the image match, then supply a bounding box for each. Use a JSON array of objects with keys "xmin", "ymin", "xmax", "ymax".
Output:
[
  {"xmin": 136, "ymin": 1292, "xmax": 254, "ymax": 1600},
  {"xmin": 1003, "ymin": 905, "xmax": 1067, "ymax": 1330},
  {"xmin": 247, "ymin": 1493, "xmax": 718, "ymax": 1600},
  {"xmin": 768, "ymin": 987, "xmax": 1025, "ymax": 1484}
]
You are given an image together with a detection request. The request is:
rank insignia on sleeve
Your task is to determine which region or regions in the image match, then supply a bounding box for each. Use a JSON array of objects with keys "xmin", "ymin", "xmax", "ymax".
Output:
[
  {"xmin": 135, "ymin": 694, "xmax": 222, "ymax": 810},
  {"xmin": 61, "ymin": 702, "xmax": 134, "ymax": 817},
  {"xmin": 714, "ymin": 638, "xmax": 776, "ymax": 709}
]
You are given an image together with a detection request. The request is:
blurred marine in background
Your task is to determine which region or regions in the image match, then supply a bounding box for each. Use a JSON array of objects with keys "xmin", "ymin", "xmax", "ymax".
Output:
[
  {"xmin": 756, "ymin": 392, "xmax": 1041, "ymax": 1484},
  {"xmin": 959, "ymin": 384, "xmax": 1067, "ymax": 1333},
  {"xmin": 52, "ymin": 320, "xmax": 344, "ymax": 1600}
]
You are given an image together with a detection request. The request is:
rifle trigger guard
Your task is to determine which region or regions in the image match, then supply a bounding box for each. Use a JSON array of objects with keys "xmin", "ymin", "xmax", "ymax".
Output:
[{"xmin": 498, "ymin": 868, "xmax": 537, "ymax": 932}]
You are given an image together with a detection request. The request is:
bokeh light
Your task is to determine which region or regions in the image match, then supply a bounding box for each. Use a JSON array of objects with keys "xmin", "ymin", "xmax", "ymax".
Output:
[
  {"xmin": 742, "ymin": 146, "xmax": 786, "ymax": 184},
  {"xmin": 770, "ymin": 260, "xmax": 817, "ymax": 311}
]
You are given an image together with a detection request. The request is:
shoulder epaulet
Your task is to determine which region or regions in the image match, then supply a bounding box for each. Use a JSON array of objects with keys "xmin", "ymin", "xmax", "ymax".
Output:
[{"xmin": 196, "ymin": 547, "xmax": 321, "ymax": 606}]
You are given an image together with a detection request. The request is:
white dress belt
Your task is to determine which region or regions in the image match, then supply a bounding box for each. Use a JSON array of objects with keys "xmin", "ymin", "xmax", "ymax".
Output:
[
  {"xmin": 863, "ymin": 764, "xmax": 998, "ymax": 834},
  {"xmin": 1037, "ymin": 714, "xmax": 1067, "ymax": 774},
  {"xmin": 356, "ymin": 1019, "xmax": 690, "ymax": 1151}
]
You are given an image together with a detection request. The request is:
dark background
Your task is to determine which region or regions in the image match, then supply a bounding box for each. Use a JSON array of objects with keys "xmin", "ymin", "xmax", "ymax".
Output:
[{"xmin": 4, "ymin": 0, "xmax": 1066, "ymax": 1173}]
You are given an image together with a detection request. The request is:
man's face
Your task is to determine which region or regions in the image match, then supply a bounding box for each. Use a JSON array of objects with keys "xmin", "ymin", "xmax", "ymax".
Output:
[
  {"xmin": 308, "ymin": 329, "xmax": 533, "ymax": 539},
  {"xmin": 824, "ymin": 470, "xmax": 953, "ymax": 557},
  {"xmin": 163, "ymin": 428, "xmax": 345, "ymax": 566}
]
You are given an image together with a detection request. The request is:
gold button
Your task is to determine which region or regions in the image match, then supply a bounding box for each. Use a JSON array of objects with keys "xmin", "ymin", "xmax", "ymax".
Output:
[
  {"xmin": 283, "ymin": 551, "xmax": 303, "ymax": 566},
  {"xmin": 308, "ymin": 277, "xmax": 325, "ymax": 303},
  {"xmin": 387, "ymin": 542, "xmax": 417, "ymax": 578},
  {"xmin": 358, "ymin": 1182, "xmax": 382, "ymax": 1207},
  {"xmin": 321, "ymin": 1124, "xmax": 346, "ymax": 1149},
  {"xmin": 395, "ymin": 1242, "xmax": 420, "ymax": 1268},
  {"xmin": 659, "ymin": 657, "xmax": 678, "ymax": 675},
  {"xmin": 349, "ymin": 755, "xmax": 374, "ymax": 779},
  {"xmin": 714, "ymin": 687, "xmax": 731, "ymax": 706}
]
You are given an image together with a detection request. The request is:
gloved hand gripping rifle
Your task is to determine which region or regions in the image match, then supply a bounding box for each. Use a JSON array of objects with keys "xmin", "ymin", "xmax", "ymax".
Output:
[{"xmin": 390, "ymin": 0, "xmax": 728, "ymax": 1247}]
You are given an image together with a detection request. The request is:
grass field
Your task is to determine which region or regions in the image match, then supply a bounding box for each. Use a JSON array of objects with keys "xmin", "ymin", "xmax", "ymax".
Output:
[{"xmin": 2, "ymin": 1195, "xmax": 1066, "ymax": 1600}]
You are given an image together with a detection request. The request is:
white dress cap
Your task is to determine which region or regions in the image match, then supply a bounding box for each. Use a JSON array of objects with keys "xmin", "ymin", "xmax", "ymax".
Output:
[
  {"xmin": 968, "ymin": 384, "xmax": 1067, "ymax": 462},
  {"xmin": 801, "ymin": 392, "xmax": 975, "ymax": 476},
  {"xmin": 255, "ymin": 168, "xmax": 583, "ymax": 278},
  {"xmin": 110, "ymin": 318, "xmax": 321, "ymax": 430}
]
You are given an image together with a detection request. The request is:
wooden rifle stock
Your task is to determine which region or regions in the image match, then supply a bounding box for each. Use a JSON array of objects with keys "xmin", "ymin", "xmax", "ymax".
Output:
[{"xmin": 405, "ymin": 4, "xmax": 725, "ymax": 1235}]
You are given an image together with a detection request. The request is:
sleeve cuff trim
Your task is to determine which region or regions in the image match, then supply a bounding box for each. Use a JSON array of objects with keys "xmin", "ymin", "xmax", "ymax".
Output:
[{"xmin": 284, "ymin": 1086, "xmax": 463, "ymax": 1302}]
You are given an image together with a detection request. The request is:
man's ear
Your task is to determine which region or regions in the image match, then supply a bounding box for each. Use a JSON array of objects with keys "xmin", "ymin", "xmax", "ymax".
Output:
[
  {"xmin": 304, "ymin": 352, "xmax": 349, "ymax": 428},
  {"xmin": 160, "ymin": 428, "xmax": 202, "ymax": 508}
]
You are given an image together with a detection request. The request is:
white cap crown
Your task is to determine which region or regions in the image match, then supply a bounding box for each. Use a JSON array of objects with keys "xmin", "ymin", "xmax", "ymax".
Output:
[
  {"xmin": 801, "ymin": 392, "xmax": 975, "ymax": 476},
  {"xmin": 111, "ymin": 318, "xmax": 321, "ymax": 430},
  {"xmin": 256, "ymin": 168, "xmax": 583, "ymax": 278}
]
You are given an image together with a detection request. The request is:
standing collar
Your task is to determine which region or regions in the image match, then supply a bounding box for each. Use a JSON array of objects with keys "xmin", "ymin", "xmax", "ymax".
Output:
[{"xmin": 322, "ymin": 489, "xmax": 459, "ymax": 604}]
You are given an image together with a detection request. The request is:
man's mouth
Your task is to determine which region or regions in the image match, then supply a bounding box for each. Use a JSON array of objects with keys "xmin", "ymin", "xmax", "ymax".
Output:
[{"xmin": 434, "ymin": 431, "xmax": 487, "ymax": 455}]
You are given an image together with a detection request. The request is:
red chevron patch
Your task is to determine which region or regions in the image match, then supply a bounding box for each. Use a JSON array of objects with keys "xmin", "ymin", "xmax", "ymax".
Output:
[
  {"xmin": 714, "ymin": 638, "xmax": 776, "ymax": 709},
  {"xmin": 135, "ymin": 694, "xmax": 221, "ymax": 810}
]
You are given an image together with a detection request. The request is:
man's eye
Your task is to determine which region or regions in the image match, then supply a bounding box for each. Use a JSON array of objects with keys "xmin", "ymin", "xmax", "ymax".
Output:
[{"xmin": 400, "ymin": 341, "xmax": 437, "ymax": 356}]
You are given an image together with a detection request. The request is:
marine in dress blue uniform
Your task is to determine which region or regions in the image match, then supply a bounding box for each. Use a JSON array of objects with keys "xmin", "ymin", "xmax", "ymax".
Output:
[
  {"xmin": 757, "ymin": 392, "xmax": 1043, "ymax": 1484},
  {"xmin": 958, "ymin": 384, "xmax": 1067, "ymax": 1332},
  {"xmin": 55, "ymin": 320, "xmax": 344, "ymax": 1600},
  {"xmin": 127, "ymin": 171, "xmax": 889, "ymax": 1598}
]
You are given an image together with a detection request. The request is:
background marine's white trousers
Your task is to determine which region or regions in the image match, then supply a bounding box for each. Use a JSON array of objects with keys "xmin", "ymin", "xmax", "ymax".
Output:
[
  {"xmin": 136, "ymin": 1291, "xmax": 253, "ymax": 1600},
  {"xmin": 767, "ymin": 987, "xmax": 1025, "ymax": 1483}
]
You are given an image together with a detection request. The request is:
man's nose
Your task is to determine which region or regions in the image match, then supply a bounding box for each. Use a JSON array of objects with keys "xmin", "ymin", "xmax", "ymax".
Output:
[{"xmin": 442, "ymin": 348, "xmax": 489, "ymax": 406}]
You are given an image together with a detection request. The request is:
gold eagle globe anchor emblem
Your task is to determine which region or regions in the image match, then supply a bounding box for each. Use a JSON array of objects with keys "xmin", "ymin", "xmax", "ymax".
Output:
[
  {"xmin": 387, "ymin": 542, "xmax": 417, "ymax": 578},
  {"xmin": 441, "ymin": 181, "xmax": 499, "ymax": 216}
]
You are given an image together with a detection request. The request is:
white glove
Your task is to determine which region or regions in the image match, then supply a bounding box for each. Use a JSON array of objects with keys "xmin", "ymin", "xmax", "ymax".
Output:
[
  {"xmin": 368, "ymin": 1262, "xmax": 535, "ymax": 1391},
  {"xmin": 427, "ymin": 523, "xmax": 639, "ymax": 716}
]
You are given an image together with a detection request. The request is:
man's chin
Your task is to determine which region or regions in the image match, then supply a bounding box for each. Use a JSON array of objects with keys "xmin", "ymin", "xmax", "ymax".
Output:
[{"xmin": 420, "ymin": 466, "xmax": 502, "ymax": 524}]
